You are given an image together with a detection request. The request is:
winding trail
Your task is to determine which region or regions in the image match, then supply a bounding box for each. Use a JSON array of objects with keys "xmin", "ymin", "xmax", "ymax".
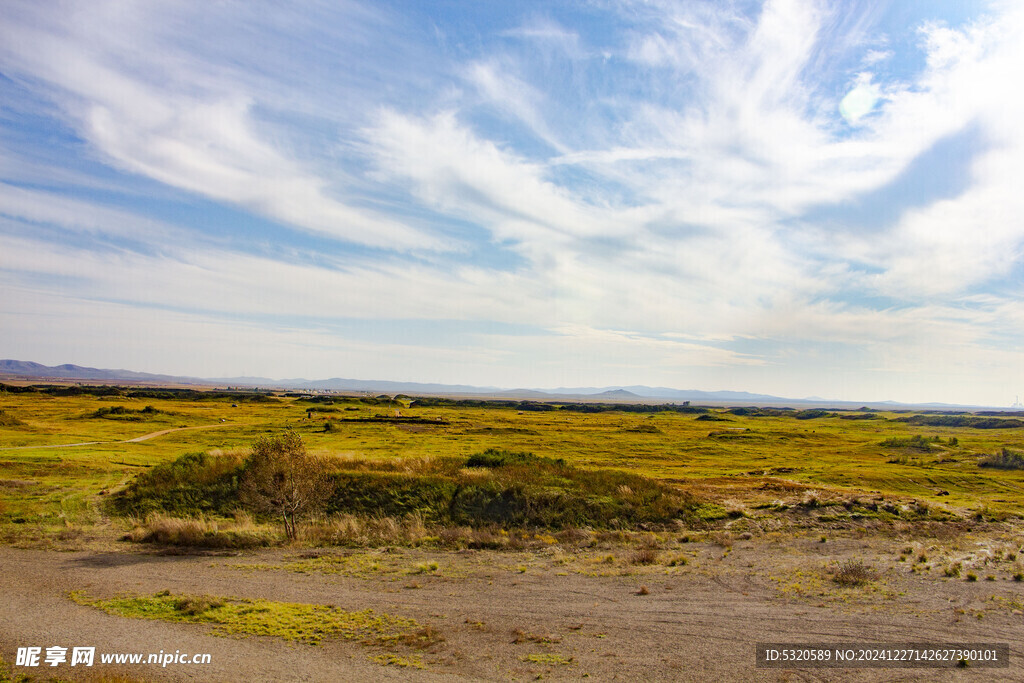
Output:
[{"xmin": 0, "ymin": 423, "xmax": 231, "ymax": 451}]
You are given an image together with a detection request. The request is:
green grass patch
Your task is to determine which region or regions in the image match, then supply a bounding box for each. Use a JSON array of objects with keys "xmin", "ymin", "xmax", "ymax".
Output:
[
  {"xmin": 70, "ymin": 590, "xmax": 422, "ymax": 646},
  {"xmin": 0, "ymin": 409, "xmax": 25, "ymax": 427}
]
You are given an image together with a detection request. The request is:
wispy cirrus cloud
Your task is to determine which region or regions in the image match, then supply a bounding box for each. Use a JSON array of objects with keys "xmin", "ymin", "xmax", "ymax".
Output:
[{"xmin": 0, "ymin": 1, "xmax": 445, "ymax": 251}]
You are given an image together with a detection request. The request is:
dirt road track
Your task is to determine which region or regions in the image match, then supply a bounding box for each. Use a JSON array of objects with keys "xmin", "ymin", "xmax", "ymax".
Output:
[
  {"xmin": 1, "ymin": 543, "xmax": 1021, "ymax": 682},
  {"xmin": 123, "ymin": 424, "xmax": 229, "ymax": 443},
  {"xmin": 0, "ymin": 424, "xmax": 231, "ymax": 451}
]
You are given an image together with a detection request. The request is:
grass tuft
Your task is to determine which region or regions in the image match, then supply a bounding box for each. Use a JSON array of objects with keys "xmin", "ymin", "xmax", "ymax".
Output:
[{"xmin": 832, "ymin": 559, "xmax": 877, "ymax": 586}]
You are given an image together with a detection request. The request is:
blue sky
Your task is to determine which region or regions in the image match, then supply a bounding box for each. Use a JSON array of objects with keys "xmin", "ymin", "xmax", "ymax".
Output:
[{"xmin": 1, "ymin": 0, "xmax": 1022, "ymax": 405}]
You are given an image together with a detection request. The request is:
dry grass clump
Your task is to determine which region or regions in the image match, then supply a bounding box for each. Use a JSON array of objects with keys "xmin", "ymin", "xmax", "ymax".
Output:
[
  {"xmin": 205, "ymin": 447, "xmax": 248, "ymax": 459},
  {"xmin": 298, "ymin": 514, "xmax": 540, "ymax": 550},
  {"xmin": 832, "ymin": 559, "xmax": 877, "ymax": 586},
  {"xmin": 800, "ymin": 491, "xmax": 822, "ymax": 508},
  {"xmin": 554, "ymin": 527, "xmax": 593, "ymax": 545},
  {"xmin": 630, "ymin": 547, "xmax": 659, "ymax": 565},
  {"xmin": 126, "ymin": 511, "xmax": 275, "ymax": 548},
  {"xmin": 594, "ymin": 530, "xmax": 630, "ymax": 544},
  {"xmin": 709, "ymin": 531, "xmax": 733, "ymax": 548},
  {"xmin": 174, "ymin": 595, "xmax": 225, "ymax": 616},
  {"xmin": 321, "ymin": 452, "xmax": 438, "ymax": 475},
  {"xmin": 511, "ymin": 629, "xmax": 561, "ymax": 644},
  {"xmin": 54, "ymin": 525, "xmax": 88, "ymax": 546},
  {"xmin": 299, "ymin": 513, "xmax": 429, "ymax": 547},
  {"xmin": 432, "ymin": 524, "xmax": 531, "ymax": 550},
  {"xmin": 398, "ymin": 625, "xmax": 446, "ymax": 651}
]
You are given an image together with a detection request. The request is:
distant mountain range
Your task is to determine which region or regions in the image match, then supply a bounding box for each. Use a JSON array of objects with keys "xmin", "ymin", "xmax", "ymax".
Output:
[
  {"xmin": 0, "ymin": 359, "xmax": 1004, "ymax": 410},
  {"xmin": 0, "ymin": 360, "xmax": 205, "ymax": 385},
  {"xmin": 0, "ymin": 360, "xmax": 794, "ymax": 401}
]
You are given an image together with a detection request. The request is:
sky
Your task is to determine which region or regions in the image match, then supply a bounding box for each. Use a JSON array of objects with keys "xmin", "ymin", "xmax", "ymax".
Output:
[{"xmin": 0, "ymin": 0, "xmax": 1022, "ymax": 406}]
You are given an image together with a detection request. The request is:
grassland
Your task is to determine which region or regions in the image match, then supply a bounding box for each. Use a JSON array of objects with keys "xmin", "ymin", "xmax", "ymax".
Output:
[
  {"xmin": 2, "ymin": 386, "xmax": 1024, "ymax": 545},
  {"xmin": 4, "ymin": 390, "xmax": 1024, "ymax": 681}
]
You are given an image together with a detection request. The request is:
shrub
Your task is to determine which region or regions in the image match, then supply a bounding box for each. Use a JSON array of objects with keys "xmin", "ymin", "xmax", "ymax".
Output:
[
  {"xmin": 465, "ymin": 448, "xmax": 559, "ymax": 468},
  {"xmin": 239, "ymin": 432, "xmax": 332, "ymax": 539},
  {"xmin": 794, "ymin": 409, "xmax": 830, "ymax": 420},
  {"xmin": 89, "ymin": 405, "xmax": 164, "ymax": 420},
  {"xmin": 896, "ymin": 415, "xmax": 1024, "ymax": 429},
  {"xmin": 111, "ymin": 450, "xmax": 245, "ymax": 517},
  {"xmin": 880, "ymin": 435, "xmax": 935, "ymax": 451},
  {"xmin": 978, "ymin": 448, "xmax": 1024, "ymax": 470},
  {"xmin": 327, "ymin": 453, "xmax": 705, "ymax": 529}
]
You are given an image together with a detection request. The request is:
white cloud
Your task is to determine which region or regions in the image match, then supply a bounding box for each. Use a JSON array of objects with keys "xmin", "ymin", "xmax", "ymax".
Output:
[
  {"xmin": 0, "ymin": 2, "xmax": 442, "ymax": 252},
  {"xmin": 502, "ymin": 18, "xmax": 585, "ymax": 60},
  {"xmin": 861, "ymin": 48, "xmax": 893, "ymax": 65},
  {"xmin": 839, "ymin": 72, "xmax": 881, "ymax": 124},
  {"xmin": 0, "ymin": 182, "xmax": 178, "ymax": 240},
  {"xmin": 366, "ymin": 110, "xmax": 632, "ymax": 245}
]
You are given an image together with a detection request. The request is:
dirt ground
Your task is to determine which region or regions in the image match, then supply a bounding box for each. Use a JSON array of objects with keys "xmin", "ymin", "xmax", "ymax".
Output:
[{"xmin": 3, "ymin": 528, "xmax": 1024, "ymax": 682}]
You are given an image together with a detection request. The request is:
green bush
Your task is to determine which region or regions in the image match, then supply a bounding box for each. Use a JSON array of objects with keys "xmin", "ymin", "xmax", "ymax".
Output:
[
  {"xmin": 114, "ymin": 447, "xmax": 708, "ymax": 531},
  {"xmin": 331, "ymin": 450, "xmax": 704, "ymax": 528},
  {"xmin": 89, "ymin": 404, "xmax": 164, "ymax": 420},
  {"xmin": 465, "ymin": 448, "xmax": 562, "ymax": 468},
  {"xmin": 880, "ymin": 435, "xmax": 935, "ymax": 451},
  {"xmin": 794, "ymin": 409, "xmax": 831, "ymax": 420},
  {"xmin": 979, "ymin": 448, "xmax": 1024, "ymax": 470},
  {"xmin": 897, "ymin": 415, "xmax": 1024, "ymax": 429},
  {"xmin": 111, "ymin": 451, "xmax": 245, "ymax": 517}
]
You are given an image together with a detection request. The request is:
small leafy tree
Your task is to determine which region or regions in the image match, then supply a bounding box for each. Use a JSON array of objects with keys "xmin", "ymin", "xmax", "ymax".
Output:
[{"xmin": 239, "ymin": 431, "xmax": 331, "ymax": 539}]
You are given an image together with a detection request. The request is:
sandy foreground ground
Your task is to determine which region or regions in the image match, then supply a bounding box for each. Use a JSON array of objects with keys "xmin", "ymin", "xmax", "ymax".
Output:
[{"xmin": 2, "ymin": 532, "xmax": 1023, "ymax": 682}]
